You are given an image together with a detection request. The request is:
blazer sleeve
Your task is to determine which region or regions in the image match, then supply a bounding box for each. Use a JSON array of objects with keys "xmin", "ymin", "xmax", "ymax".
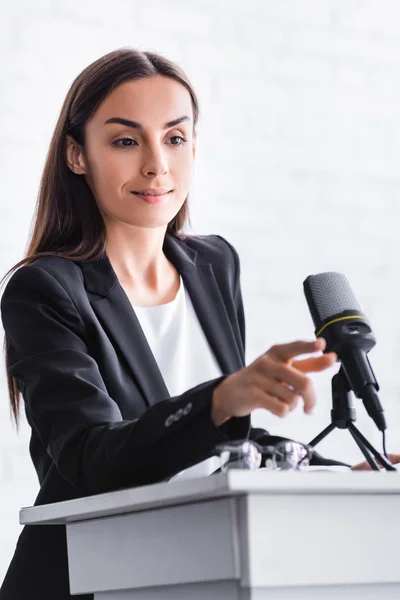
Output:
[{"xmin": 1, "ymin": 265, "xmax": 250, "ymax": 496}]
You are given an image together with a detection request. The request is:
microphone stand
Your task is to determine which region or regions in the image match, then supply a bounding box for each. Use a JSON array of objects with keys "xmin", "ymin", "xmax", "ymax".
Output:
[{"xmin": 308, "ymin": 366, "xmax": 396, "ymax": 471}]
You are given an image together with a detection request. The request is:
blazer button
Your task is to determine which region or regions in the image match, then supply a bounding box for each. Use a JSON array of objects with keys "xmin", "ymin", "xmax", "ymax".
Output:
[
  {"xmin": 165, "ymin": 414, "xmax": 175, "ymax": 427},
  {"xmin": 165, "ymin": 402, "xmax": 193, "ymax": 427},
  {"xmin": 183, "ymin": 402, "xmax": 192, "ymax": 416}
]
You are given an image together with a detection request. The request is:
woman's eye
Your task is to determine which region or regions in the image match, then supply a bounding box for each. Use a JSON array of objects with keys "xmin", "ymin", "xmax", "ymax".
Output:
[
  {"xmin": 112, "ymin": 136, "xmax": 187, "ymax": 148},
  {"xmin": 112, "ymin": 138, "xmax": 137, "ymax": 148},
  {"xmin": 168, "ymin": 135, "xmax": 188, "ymax": 146}
]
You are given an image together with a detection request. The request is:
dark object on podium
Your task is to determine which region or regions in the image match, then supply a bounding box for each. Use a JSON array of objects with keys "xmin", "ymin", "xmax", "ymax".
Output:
[
  {"xmin": 308, "ymin": 366, "xmax": 395, "ymax": 471},
  {"xmin": 304, "ymin": 271, "xmax": 386, "ymax": 432}
]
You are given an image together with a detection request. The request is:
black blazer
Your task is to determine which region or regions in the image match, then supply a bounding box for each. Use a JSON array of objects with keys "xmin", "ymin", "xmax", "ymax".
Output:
[{"xmin": 0, "ymin": 232, "xmax": 345, "ymax": 600}]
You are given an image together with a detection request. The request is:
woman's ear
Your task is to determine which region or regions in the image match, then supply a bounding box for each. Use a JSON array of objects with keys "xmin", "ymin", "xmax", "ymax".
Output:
[
  {"xmin": 65, "ymin": 135, "xmax": 88, "ymax": 175},
  {"xmin": 192, "ymin": 131, "xmax": 197, "ymax": 159}
]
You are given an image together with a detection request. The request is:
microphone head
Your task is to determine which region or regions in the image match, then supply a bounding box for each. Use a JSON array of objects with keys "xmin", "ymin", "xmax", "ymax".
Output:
[
  {"xmin": 303, "ymin": 272, "xmax": 384, "ymax": 432},
  {"xmin": 303, "ymin": 272, "xmax": 363, "ymax": 331}
]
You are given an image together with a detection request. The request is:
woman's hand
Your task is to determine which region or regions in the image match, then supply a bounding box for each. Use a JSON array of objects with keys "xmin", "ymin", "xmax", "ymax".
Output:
[
  {"xmin": 211, "ymin": 338, "xmax": 337, "ymax": 426},
  {"xmin": 351, "ymin": 454, "xmax": 400, "ymax": 470}
]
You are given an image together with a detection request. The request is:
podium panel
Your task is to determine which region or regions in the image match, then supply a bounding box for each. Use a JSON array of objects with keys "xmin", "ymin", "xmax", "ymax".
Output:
[
  {"xmin": 97, "ymin": 583, "xmax": 400, "ymax": 600},
  {"xmin": 19, "ymin": 471, "xmax": 400, "ymax": 599}
]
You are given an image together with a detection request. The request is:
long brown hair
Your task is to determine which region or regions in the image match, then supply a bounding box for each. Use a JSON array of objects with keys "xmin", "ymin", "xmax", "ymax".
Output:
[{"xmin": 1, "ymin": 48, "xmax": 199, "ymax": 428}]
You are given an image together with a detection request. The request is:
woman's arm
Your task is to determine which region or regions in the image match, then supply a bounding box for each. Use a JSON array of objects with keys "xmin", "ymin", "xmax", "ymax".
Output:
[{"xmin": 1, "ymin": 265, "xmax": 250, "ymax": 496}]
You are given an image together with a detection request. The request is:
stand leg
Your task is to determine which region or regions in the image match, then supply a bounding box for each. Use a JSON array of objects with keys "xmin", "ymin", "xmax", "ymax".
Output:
[
  {"xmin": 306, "ymin": 368, "xmax": 396, "ymax": 471},
  {"xmin": 348, "ymin": 423, "xmax": 396, "ymax": 471},
  {"xmin": 308, "ymin": 423, "xmax": 336, "ymax": 448},
  {"xmin": 348, "ymin": 428, "xmax": 380, "ymax": 470}
]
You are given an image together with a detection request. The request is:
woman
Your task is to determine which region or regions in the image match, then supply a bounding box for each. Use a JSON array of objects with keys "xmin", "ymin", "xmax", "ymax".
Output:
[{"xmin": 0, "ymin": 48, "xmax": 393, "ymax": 600}]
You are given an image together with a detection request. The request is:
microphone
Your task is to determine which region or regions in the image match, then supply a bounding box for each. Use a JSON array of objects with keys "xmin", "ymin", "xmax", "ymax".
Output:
[{"xmin": 303, "ymin": 272, "xmax": 386, "ymax": 432}]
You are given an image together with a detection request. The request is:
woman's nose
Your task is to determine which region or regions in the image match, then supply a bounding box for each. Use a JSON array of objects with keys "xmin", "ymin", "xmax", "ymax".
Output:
[{"xmin": 140, "ymin": 146, "xmax": 168, "ymax": 177}]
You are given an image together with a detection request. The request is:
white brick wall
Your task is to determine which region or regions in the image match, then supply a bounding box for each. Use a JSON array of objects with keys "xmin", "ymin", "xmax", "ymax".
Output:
[{"xmin": 2, "ymin": 0, "xmax": 400, "ymax": 582}]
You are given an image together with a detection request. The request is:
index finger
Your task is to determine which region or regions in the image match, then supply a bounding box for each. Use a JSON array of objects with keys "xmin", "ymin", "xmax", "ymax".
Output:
[
  {"xmin": 292, "ymin": 353, "xmax": 337, "ymax": 373},
  {"xmin": 268, "ymin": 338, "xmax": 326, "ymax": 362}
]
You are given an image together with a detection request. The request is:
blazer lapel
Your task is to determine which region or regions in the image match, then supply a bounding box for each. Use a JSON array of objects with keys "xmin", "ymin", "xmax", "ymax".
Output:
[{"xmin": 80, "ymin": 233, "xmax": 244, "ymax": 408}]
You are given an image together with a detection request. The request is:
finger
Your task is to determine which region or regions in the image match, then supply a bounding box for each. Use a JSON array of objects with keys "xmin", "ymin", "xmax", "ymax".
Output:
[
  {"xmin": 251, "ymin": 388, "xmax": 293, "ymax": 418},
  {"xmin": 264, "ymin": 362, "xmax": 316, "ymax": 414},
  {"xmin": 292, "ymin": 353, "xmax": 337, "ymax": 373},
  {"xmin": 387, "ymin": 454, "xmax": 400, "ymax": 465},
  {"xmin": 267, "ymin": 338, "xmax": 326, "ymax": 363},
  {"xmin": 351, "ymin": 455, "xmax": 398, "ymax": 471},
  {"xmin": 253, "ymin": 374, "xmax": 300, "ymax": 410},
  {"xmin": 351, "ymin": 461, "xmax": 370, "ymax": 471},
  {"xmin": 265, "ymin": 361, "xmax": 311, "ymax": 394},
  {"xmin": 300, "ymin": 379, "xmax": 316, "ymax": 414}
]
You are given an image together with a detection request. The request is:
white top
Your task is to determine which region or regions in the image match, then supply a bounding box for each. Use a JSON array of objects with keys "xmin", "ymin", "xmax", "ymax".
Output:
[{"xmin": 132, "ymin": 274, "xmax": 225, "ymax": 481}]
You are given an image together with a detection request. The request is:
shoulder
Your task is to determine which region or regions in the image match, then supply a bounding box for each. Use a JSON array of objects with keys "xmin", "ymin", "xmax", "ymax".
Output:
[
  {"xmin": 24, "ymin": 255, "xmax": 83, "ymax": 280},
  {"xmin": 1, "ymin": 255, "xmax": 83, "ymax": 306}
]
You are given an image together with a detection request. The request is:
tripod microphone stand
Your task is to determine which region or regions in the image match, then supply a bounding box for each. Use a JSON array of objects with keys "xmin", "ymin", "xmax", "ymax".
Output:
[{"xmin": 308, "ymin": 366, "xmax": 396, "ymax": 471}]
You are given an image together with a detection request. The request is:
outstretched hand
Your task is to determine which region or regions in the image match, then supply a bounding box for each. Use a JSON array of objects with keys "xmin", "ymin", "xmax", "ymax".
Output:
[{"xmin": 351, "ymin": 453, "xmax": 400, "ymax": 471}]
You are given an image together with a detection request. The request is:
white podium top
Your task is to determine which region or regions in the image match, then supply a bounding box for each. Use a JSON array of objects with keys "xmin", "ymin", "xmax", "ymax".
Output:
[{"xmin": 20, "ymin": 470, "xmax": 400, "ymax": 526}]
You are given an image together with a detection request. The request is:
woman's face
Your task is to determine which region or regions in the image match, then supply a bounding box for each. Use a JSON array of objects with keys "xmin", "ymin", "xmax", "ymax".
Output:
[{"xmin": 66, "ymin": 75, "xmax": 196, "ymax": 230}]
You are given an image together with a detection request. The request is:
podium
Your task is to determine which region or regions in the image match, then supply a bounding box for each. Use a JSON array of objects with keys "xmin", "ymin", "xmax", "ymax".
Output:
[{"xmin": 20, "ymin": 471, "xmax": 400, "ymax": 599}]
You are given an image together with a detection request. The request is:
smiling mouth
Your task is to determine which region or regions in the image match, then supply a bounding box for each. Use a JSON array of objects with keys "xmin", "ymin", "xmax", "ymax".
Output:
[
  {"xmin": 130, "ymin": 191, "xmax": 172, "ymax": 196},
  {"xmin": 130, "ymin": 190, "xmax": 172, "ymax": 204}
]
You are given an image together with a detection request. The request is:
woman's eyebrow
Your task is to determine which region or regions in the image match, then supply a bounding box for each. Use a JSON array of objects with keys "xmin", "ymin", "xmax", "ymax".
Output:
[{"xmin": 104, "ymin": 115, "xmax": 191, "ymax": 130}]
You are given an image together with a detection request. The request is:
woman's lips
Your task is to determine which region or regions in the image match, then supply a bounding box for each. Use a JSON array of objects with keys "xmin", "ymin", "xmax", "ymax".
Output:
[{"xmin": 132, "ymin": 191, "xmax": 171, "ymax": 204}]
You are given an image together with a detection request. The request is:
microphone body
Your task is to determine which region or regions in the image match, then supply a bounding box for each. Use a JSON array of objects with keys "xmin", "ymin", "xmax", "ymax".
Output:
[{"xmin": 303, "ymin": 272, "xmax": 386, "ymax": 432}]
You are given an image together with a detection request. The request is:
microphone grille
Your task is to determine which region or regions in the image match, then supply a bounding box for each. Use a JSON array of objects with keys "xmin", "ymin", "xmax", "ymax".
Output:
[{"xmin": 303, "ymin": 272, "xmax": 363, "ymax": 326}]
